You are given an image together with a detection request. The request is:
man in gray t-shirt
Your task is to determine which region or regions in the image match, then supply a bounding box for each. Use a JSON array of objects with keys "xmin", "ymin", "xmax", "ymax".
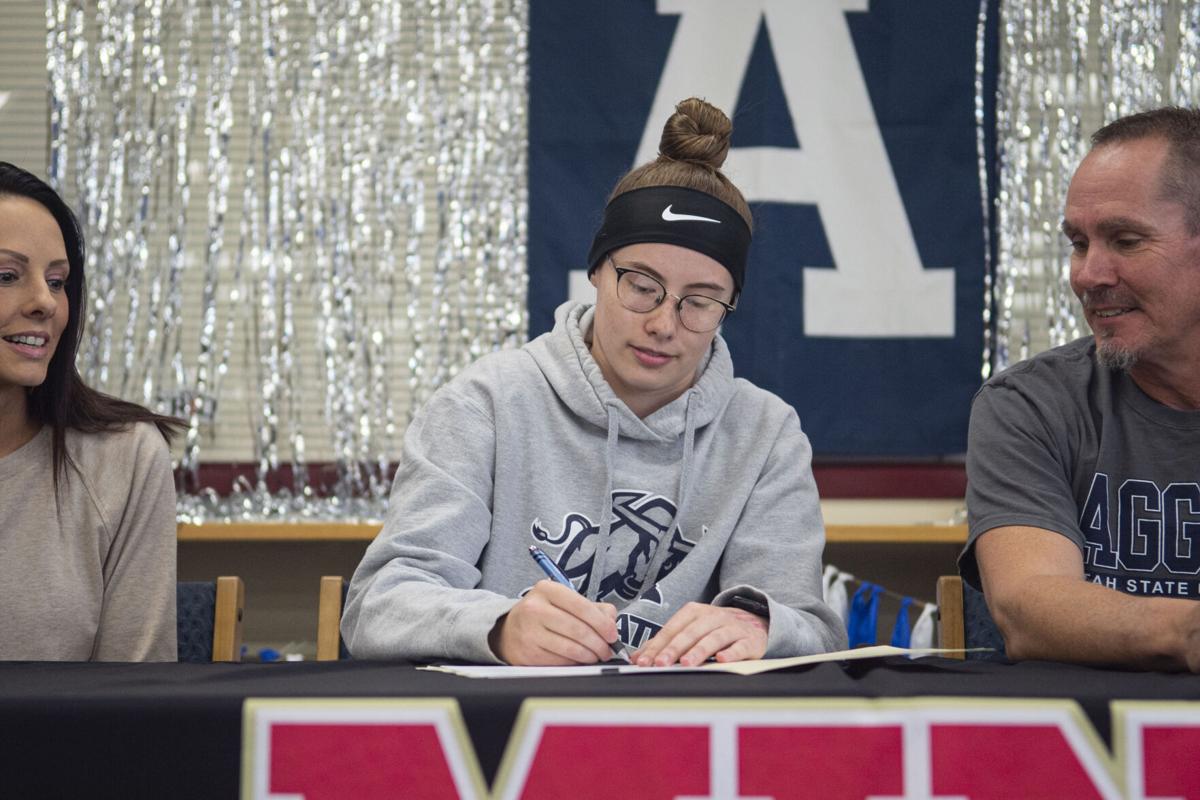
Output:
[{"xmin": 961, "ymin": 107, "xmax": 1200, "ymax": 672}]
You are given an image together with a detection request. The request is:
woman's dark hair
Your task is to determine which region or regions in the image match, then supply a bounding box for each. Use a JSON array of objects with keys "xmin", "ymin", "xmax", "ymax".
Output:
[{"xmin": 0, "ymin": 161, "xmax": 184, "ymax": 484}]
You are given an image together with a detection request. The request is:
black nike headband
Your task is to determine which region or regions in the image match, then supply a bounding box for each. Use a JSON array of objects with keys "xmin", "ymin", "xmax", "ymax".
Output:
[{"xmin": 586, "ymin": 185, "xmax": 752, "ymax": 292}]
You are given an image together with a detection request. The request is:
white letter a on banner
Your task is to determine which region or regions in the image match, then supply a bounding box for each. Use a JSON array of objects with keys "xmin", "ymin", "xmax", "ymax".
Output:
[{"xmin": 638, "ymin": 0, "xmax": 955, "ymax": 337}]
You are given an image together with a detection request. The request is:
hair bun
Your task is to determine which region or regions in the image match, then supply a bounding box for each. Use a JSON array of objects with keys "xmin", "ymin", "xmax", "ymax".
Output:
[
  {"xmin": 606, "ymin": 96, "xmax": 751, "ymax": 232},
  {"xmin": 657, "ymin": 97, "xmax": 732, "ymax": 170}
]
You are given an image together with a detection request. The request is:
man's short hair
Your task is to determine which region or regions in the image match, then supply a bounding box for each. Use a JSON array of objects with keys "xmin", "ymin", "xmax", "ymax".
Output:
[{"xmin": 1091, "ymin": 106, "xmax": 1200, "ymax": 234}]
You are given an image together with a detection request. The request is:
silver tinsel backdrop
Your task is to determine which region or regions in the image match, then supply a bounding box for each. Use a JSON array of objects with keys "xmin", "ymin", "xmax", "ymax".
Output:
[
  {"xmin": 986, "ymin": 0, "xmax": 1200, "ymax": 377},
  {"xmin": 45, "ymin": 0, "xmax": 528, "ymax": 521}
]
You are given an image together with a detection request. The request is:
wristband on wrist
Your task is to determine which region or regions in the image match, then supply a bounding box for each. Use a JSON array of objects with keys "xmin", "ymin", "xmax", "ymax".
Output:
[{"xmin": 728, "ymin": 595, "xmax": 770, "ymax": 619}]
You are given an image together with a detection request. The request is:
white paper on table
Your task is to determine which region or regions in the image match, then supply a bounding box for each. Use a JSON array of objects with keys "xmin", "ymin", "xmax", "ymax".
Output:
[{"xmin": 418, "ymin": 645, "xmax": 970, "ymax": 679}]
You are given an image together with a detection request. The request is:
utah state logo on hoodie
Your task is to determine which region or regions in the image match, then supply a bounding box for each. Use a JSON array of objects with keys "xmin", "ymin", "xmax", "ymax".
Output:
[{"xmin": 530, "ymin": 489, "xmax": 698, "ymax": 647}]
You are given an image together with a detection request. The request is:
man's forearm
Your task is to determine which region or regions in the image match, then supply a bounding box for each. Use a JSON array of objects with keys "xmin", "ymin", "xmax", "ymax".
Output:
[{"xmin": 992, "ymin": 575, "xmax": 1199, "ymax": 671}]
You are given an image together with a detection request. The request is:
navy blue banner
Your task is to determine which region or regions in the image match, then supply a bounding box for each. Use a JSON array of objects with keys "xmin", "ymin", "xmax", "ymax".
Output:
[{"xmin": 529, "ymin": 1, "xmax": 992, "ymax": 456}]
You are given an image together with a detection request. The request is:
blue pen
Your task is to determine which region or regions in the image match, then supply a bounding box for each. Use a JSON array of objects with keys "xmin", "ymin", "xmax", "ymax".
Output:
[
  {"xmin": 528, "ymin": 546, "xmax": 630, "ymax": 661},
  {"xmin": 528, "ymin": 545, "xmax": 574, "ymax": 588}
]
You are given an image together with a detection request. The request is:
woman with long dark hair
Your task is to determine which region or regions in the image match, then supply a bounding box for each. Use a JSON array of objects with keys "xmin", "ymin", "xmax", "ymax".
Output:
[{"xmin": 0, "ymin": 161, "xmax": 182, "ymax": 661}]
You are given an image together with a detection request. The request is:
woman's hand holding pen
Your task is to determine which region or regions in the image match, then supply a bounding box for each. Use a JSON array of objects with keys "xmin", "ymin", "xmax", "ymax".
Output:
[
  {"xmin": 633, "ymin": 602, "xmax": 768, "ymax": 667},
  {"xmin": 488, "ymin": 580, "xmax": 622, "ymax": 666}
]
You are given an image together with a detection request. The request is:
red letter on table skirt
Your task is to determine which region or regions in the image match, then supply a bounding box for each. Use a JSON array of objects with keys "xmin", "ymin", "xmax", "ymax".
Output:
[
  {"xmin": 517, "ymin": 725, "xmax": 709, "ymax": 799},
  {"xmin": 1142, "ymin": 724, "xmax": 1200, "ymax": 799},
  {"xmin": 931, "ymin": 724, "xmax": 1108, "ymax": 799},
  {"xmin": 738, "ymin": 725, "xmax": 904, "ymax": 800},
  {"xmin": 269, "ymin": 723, "xmax": 460, "ymax": 800}
]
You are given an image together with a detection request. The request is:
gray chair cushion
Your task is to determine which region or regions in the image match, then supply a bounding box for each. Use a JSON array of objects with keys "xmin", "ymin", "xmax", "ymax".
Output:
[
  {"xmin": 963, "ymin": 580, "xmax": 1008, "ymax": 661},
  {"xmin": 176, "ymin": 582, "xmax": 217, "ymax": 663}
]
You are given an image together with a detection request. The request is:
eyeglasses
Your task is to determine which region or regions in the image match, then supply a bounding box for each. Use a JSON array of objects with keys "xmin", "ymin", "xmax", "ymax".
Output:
[{"xmin": 608, "ymin": 256, "xmax": 735, "ymax": 333}]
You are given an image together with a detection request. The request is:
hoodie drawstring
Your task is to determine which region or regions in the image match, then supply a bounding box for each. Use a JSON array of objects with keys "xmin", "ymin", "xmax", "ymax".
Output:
[
  {"xmin": 637, "ymin": 390, "xmax": 699, "ymax": 591},
  {"xmin": 585, "ymin": 403, "xmax": 622, "ymax": 601}
]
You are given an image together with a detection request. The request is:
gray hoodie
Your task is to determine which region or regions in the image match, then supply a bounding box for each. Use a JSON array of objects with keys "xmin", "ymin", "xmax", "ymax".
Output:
[{"xmin": 342, "ymin": 301, "xmax": 847, "ymax": 662}]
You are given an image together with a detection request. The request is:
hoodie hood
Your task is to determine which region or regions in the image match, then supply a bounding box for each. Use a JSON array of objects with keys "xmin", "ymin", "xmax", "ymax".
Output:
[{"xmin": 526, "ymin": 301, "xmax": 736, "ymax": 441}]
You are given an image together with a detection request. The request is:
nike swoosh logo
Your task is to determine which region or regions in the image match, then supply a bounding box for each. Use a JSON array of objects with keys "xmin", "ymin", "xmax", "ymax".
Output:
[{"xmin": 661, "ymin": 205, "xmax": 721, "ymax": 224}]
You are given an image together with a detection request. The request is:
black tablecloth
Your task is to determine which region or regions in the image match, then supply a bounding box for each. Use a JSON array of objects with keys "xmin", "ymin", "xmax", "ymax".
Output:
[{"xmin": 1, "ymin": 656, "xmax": 1196, "ymax": 798}]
